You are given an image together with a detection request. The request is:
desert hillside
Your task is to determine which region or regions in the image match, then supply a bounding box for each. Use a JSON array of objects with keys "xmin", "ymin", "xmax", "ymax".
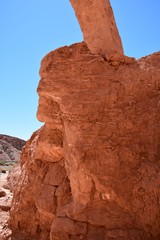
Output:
[{"xmin": 0, "ymin": 134, "xmax": 26, "ymax": 165}]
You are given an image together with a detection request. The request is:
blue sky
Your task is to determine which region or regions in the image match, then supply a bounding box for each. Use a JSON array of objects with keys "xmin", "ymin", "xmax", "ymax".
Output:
[{"xmin": 0, "ymin": 0, "xmax": 159, "ymax": 140}]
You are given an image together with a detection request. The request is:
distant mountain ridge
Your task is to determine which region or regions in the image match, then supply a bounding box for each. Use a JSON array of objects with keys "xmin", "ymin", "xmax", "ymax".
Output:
[
  {"xmin": 0, "ymin": 134, "xmax": 26, "ymax": 164},
  {"xmin": 0, "ymin": 134, "xmax": 26, "ymax": 151}
]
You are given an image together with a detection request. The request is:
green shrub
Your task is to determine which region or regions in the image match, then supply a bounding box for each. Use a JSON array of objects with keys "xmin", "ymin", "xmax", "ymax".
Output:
[{"xmin": 0, "ymin": 160, "xmax": 6, "ymax": 165}]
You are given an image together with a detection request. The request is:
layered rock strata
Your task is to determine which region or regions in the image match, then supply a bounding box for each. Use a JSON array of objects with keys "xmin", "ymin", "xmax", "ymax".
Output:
[
  {"xmin": 70, "ymin": 0, "xmax": 123, "ymax": 57},
  {"xmin": 0, "ymin": 135, "xmax": 26, "ymax": 151},
  {"xmin": 10, "ymin": 43, "xmax": 160, "ymax": 239},
  {"xmin": 0, "ymin": 135, "xmax": 26, "ymax": 164}
]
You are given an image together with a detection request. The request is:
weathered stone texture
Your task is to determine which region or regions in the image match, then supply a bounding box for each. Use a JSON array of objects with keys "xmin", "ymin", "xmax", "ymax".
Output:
[
  {"xmin": 9, "ymin": 43, "xmax": 160, "ymax": 239},
  {"xmin": 70, "ymin": 0, "xmax": 124, "ymax": 57}
]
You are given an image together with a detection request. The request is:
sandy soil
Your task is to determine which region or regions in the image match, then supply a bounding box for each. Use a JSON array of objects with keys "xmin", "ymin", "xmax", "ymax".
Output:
[{"xmin": 0, "ymin": 172, "xmax": 8, "ymax": 187}]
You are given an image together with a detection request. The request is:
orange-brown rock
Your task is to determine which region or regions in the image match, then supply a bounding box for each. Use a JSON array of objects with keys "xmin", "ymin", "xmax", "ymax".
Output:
[
  {"xmin": 9, "ymin": 43, "xmax": 160, "ymax": 239},
  {"xmin": 69, "ymin": 0, "xmax": 123, "ymax": 57}
]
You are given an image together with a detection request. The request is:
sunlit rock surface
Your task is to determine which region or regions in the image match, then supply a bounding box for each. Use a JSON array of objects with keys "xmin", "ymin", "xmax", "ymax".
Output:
[
  {"xmin": 70, "ymin": 0, "xmax": 124, "ymax": 57},
  {"xmin": 9, "ymin": 42, "xmax": 160, "ymax": 239}
]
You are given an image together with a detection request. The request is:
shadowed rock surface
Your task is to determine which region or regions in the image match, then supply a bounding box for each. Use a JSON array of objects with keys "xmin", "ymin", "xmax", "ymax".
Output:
[{"xmin": 9, "ymin": 42, "xmax": 160, "ymax": 239}]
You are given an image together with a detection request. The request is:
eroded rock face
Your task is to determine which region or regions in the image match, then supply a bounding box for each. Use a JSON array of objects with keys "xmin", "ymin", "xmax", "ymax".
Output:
[
  {"xmin": 9, "ymin": 43, "xmax": 160, "ymax": 239},
  {"xmin": 70, "ymin": 0, "xmax": 123, "ymax": 57}
]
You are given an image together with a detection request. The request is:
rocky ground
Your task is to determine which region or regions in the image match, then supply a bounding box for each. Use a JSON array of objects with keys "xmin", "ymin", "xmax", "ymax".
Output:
[
  {"xmin": 0, "ymin": 172, "xmax": 12, "ymax": 240},
  {"xmin": 0, "ymin": 135, "xmax": 25, "ymax": 240}
]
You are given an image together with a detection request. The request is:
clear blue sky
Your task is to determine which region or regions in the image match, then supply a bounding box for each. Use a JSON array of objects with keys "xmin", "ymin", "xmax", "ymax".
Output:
[{"xmin": 0, "ymin": 0, "xmax": 159, "ymax": 140}]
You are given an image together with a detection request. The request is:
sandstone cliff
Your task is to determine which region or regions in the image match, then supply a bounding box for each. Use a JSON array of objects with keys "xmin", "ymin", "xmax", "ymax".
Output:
[{"xmin": 9, "ymin": 42, "xmax": 160, "ymax": 240}]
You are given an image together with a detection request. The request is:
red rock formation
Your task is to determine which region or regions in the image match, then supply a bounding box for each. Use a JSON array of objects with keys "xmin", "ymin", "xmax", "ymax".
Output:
[
  {"xmin": 69, "ymin": 0, "xmax": 124, "ymax": 57},
  {"xmin": 9, "ymin": 42, "xmax": 160, "ymax": 239}
]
